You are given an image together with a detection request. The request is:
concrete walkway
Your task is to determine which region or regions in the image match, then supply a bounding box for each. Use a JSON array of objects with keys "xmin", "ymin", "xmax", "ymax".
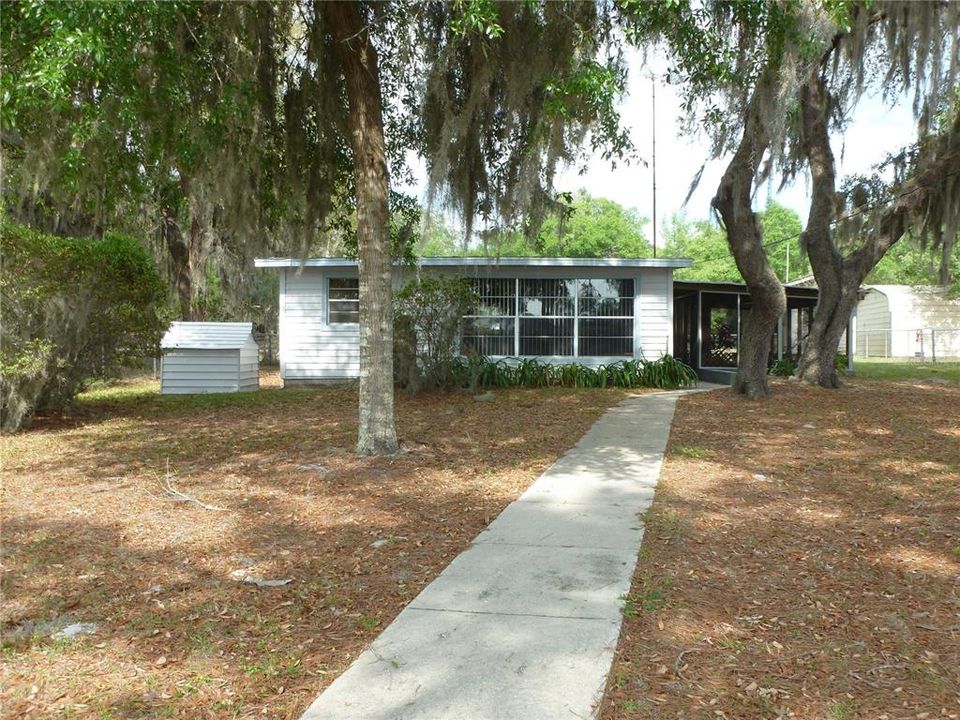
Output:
[{"xmin": 301, "ymin": 389, "xmax": 702, "ymax": 720}]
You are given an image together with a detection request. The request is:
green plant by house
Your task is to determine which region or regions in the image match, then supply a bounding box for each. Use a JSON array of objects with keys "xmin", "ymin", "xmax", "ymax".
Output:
[
  {"xmin": 394, "ymin": 275, "xmax": 479, "ymax": 391},
  {"xmin": 452, "ymin": 355, "xmax": 697, "ymax": 391}
]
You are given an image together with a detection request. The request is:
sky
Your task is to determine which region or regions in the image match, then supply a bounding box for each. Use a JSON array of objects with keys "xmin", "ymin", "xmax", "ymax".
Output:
[{"xmin": 553, "ymin": 50, "xmax": 919, "ymax": 248}]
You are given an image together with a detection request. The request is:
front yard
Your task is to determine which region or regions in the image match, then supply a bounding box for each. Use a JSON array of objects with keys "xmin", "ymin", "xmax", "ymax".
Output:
[
  {"xmin": 5, "ymin": 371, "xmax": 958, "ymax": 719},
  {"xmin": 600, "ymin": 378, "xmax": 960, "ymax": 719},
  {"xmin": 1, "ymin": 375, "xmax": 626, "ymax": 718}
]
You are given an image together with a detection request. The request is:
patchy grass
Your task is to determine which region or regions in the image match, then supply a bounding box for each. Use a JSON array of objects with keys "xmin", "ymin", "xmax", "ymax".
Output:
[
  {"xmin": 1, "ymin": 370, "xmax": 628, "ymax": 718},
  {"xmin": 600, "ymin": 378, "xmax": 960, "ymax": 720},
  {"xmin": 853, "ymin": 360, "xmax": 960, "ymax": 383}
]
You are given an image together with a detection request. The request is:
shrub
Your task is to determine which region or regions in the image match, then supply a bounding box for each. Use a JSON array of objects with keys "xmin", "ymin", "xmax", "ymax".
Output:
[
  {"xmin": 451, "ymin": 355, "xmax": 698, "ymax": 391},
  {"xmin": 769, "ymin": 358, "xmax": 797, "ymax": 376},
  {"xmin": 635, "ymin": 355, "xmax": 700, "ymax": 389},
  {"xmin": 394, "ymin": 275, "xmax": 478, "ymax": 390},
  {"xmin": 769, "ymin": 354, "xmax": 847, "ymax": 377},
  {"xmin": 1, "ymin": 221, "xmax": 167, "ymax": 431}
]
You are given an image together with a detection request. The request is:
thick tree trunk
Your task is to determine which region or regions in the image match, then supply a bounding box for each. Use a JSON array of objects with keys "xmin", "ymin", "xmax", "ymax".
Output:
[
  {"xmin": 797, "ymin": 74, "xmax": 960, "ymax": 386},
  {"xmin": 324, "ymin": 1, "xmax": 399, "ymax": 455},
  {"xmin": 711, "ymin": 72, "xmax": 785, "ymax": 399},
  {"xmin": 795, "ymin": 74, "xmax": 850, "ymax": 387}
]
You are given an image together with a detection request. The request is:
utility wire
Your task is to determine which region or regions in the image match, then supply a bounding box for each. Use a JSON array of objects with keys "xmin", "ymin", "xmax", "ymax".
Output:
[{"xmin": 686, "ymin": 168, "xmax": 960, "ymax": 269}]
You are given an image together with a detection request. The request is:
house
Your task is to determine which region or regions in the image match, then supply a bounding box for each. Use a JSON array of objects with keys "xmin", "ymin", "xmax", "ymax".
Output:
[
  {"xmin": 853, "ymin": 285, "xmax": 960, "ymax": 360},
  {"xmin": 253, "ymin": 257, "xmax": 692, "ymax": 384},
  {"xmin": 160, "ymin": 322, "xmax": 260, "ymax": 394}
]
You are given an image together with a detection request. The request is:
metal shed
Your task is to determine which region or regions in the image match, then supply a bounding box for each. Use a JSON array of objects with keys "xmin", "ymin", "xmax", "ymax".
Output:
[{"xmin": 160, "ymin": 322, "xmax": 259, "ymax": 394}]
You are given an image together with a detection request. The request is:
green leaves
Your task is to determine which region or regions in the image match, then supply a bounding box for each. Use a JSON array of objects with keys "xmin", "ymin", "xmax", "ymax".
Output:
[
  {"xmin": 452, "ymin": 356, "xmax": 698, "ymax": 391},
  {"xmin": 394, "ymin": 275, "xmax": 479, "ymax": 391},
  {"xmin": 450, "ymin": 0, "xmax": 504, "ymax": 39},
  {"xmin": 0, "ymin": 220, "xmax": 168, "ymax": 431}
]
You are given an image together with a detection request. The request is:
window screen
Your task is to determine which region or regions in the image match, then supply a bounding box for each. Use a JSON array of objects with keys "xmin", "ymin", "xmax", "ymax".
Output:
[
  {"xmin": 459, "ymin": 275, "xmax": 635, "ymax": 358},
  {"xmin": 519, "ymin": 279, "xmax": 575, "ymax": 356},
  {"xmin": 328, "ymin": 278, "xmax": 359, "ymax": 324},
  {"xmin": 462, "ymin": 279, "xmax": 516, "ymax": 356},
  {"xmin": 577, "ymin": 279, "xmax": 633, "ymax": 356}
]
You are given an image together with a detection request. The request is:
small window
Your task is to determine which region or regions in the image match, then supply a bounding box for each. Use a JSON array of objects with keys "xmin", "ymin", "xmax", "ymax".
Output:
[{"xmin": 328, "ymin": 278, "xmax": 359, "ymax": 324}]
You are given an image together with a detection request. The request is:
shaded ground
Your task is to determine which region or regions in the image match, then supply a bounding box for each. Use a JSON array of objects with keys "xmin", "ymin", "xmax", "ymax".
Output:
[
  {"xmin": 1, "ymin": 371, "xmax": 627, "ymax": 718},
  {"xmin": 599, "ymin": 379, "xmax": 960, "ymax": 720}
]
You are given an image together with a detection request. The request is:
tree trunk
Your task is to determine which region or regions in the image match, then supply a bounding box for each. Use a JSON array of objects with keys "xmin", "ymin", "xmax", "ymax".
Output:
[
  {"xmin": 795, "ymin": 73, "xmax": 849, "ymax": 387},
  {"xmin": 324, "ymin": 1, "xmax": 399, "ymax": 455},
  {"xmin": 711, "ymin": 71, "xmax": 785, "ymax": 399},
  {"xmin": 797, "ymin": 73, "xmax": 960, "ymax": 386},
  {"xmin": 161, "ymin": 208, "xmax": 194, "ymax": 320},
  {"xmin": 188, "ymin": 216, "xmax": 204, "ymax": 320}
]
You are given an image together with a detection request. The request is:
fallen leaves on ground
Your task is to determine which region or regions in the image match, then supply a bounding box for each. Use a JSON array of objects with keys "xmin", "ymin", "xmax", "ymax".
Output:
[
  {"xmin": 599, "ymin": 378, "xmax": 960, "ymax": 720},
  {"xmin": 1, "ymin": 370, "xmax": 627, "ymax": 718}
]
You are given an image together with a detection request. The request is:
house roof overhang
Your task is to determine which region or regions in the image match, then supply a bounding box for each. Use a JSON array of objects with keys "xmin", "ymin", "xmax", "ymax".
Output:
[{"xmin": 254, "ymin": 256, "xmax": 693, "ymax": 270}]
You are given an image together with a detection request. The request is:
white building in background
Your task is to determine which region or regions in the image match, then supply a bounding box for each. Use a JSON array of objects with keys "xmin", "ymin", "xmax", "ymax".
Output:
[{"xmin": 854, "ymin": 285, "xmax": 960, "ymax": 360}]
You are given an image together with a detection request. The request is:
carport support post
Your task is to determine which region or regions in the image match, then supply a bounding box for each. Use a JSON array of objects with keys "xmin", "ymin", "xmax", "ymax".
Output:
[{"xmin": 777, "ymin": 314, "xmax": 784, "ymax": 361}]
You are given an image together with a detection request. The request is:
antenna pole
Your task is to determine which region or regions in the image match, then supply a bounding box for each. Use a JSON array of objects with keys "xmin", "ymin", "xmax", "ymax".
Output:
[{"xmin": 652, "ymin": 77, "xmax": 657, "ymax": 258}]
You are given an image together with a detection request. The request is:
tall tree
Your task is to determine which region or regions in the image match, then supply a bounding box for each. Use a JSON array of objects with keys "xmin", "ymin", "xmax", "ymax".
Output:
[
  {"xmin": 322, "ymin": 2, "xmax": 397, "ymax": 454},
  {"xmin": 622, "ymin": 0, "xmax": 835, "ymax": 397},
  {"xmin": 2, "ymin": 1, "xmax": 286, "ymax": 320},
  {"xmin": 301, "ymin": 1, "xmax": 631, "ymax": 452},
  {"xmin": 794, "ymin": 3, "xmax": 960, "ymax": 386},
  {"xmin": 623, "ymin": 0, "xmax": 958, "ymax": 395},
  {"xmin": 3, "ymin": 1, "xmax": 632, "ymax": 454}
]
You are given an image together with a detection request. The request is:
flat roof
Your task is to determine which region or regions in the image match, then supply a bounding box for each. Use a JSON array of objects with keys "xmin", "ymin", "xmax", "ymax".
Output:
[
  {"xmin": 254, "ymin": 256, "xmax": 693, "ymax": 269},
  {"xmin": 674, "ymin": 279, "xmax": 819, "ymax": 298}
]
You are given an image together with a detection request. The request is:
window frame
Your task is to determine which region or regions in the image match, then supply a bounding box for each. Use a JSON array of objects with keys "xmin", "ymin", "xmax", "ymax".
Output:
[
  {"xmin": 461, "ymin": 276, "xmax": 636, "ymax": 359},
  {"xmin": 327, "ymin": 276, "xmax": 360, "ymax": 325}
]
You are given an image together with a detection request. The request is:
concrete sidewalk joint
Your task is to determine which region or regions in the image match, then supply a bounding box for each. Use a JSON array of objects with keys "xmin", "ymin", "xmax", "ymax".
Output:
[{"xmin": 300, "ymin": 388, "xmax": 701, "ymax": 720}]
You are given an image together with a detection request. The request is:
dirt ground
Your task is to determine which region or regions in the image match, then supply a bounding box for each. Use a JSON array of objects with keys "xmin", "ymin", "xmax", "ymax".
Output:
[
  {"xmin": 1, "ymin": 372, "xmax": 627, "ymax": 718},
  {"xmin": 599, "ymin": 378, "xmax": 960, "ymax": 720}
]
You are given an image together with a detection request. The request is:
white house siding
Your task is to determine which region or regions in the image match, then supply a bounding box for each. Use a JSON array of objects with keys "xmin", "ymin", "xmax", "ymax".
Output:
[
  {"xmin": 281, "ymin": 268, "xmax": 361, "ymax": 380},
  {"xmin": 238, "ymin": 341, "xmax": 260, "ymax": 391},
  {"xmin": 277, "ymin": 264, "xmax": 678, "ymax": 381},
  {"xmin": 161, "ymin": 350, "xmax": 241, "ymax": 394},
  {"xmin": 637, "ymin": 269, "xmax": 672, "ymax": 360},
  {"xmin": 160, "ymin": 321, "xmax": 260, "ymax": 394}
]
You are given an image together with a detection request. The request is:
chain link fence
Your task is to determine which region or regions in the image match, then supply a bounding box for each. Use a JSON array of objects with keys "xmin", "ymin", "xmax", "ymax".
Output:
[
  {"xmin": 254, "ymin": 331, "xmax": 278, "ymax": 366},
  {"xmin": 855, "ymin": 328, "xmax": 960, "ymax": 361}
]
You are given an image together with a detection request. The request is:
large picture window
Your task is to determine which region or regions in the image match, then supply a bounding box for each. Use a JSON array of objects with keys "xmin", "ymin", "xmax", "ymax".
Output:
[
  {"xmin": 462, "ymin": 277, "xmax": 634, "ymax": 358},
  {"xmin": 328, "ymin": 278, "xmax": 359, "ymax": 324},
  {"xmin": 462, "ymin": 278, "xmax": 516, "ymax": 356},
  {"xmin": 520, "ymin": 279, "xmax": 575, "ymax": 356},
  {"xmin": 577, "ymin": 279, "xmax": 633, "ymax": 356}
]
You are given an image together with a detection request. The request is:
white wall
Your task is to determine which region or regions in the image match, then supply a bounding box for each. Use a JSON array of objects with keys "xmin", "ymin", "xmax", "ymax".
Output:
[
  {"xmin": 855, "ymin": 288, "xmax": 892, "ymax": 356},
  {"xmin": 161, "ymin": 350, "xmax": 241, "ymax": 394},
  {"xmin": 281, "ymin": 268, "xmax": 360, "ymax": 381},
  {"xmin": 856, "ymin": 286, "xmax": 960, "ymax": 358},
  {"xmin": 637, "ymin": 269, "xmax": 672, "ymax": 360},
  {"xmin": 278, "ymin": 266, "xmax": 676, "ymax": 381},
  {"xmin": 238, "ymin": 339, "xmax": 260, "ymax": 391}
]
